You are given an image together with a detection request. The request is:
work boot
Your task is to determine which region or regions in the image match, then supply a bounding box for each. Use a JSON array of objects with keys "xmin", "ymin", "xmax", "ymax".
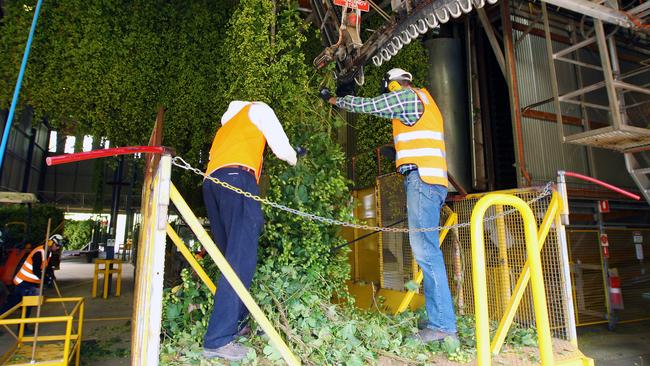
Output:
[
  {"xmin": 409, "ymin": 328, "xmax": 457, "ymax": 343},
  {"xmin": 203, "ymin": 342, "xmax": 251, "ymax": 361}
]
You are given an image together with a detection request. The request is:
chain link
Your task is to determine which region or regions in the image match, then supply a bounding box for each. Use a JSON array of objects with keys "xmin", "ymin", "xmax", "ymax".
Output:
[{"xmin": 172, "ymin": 156, "xmax": 553, "ymax": 233}]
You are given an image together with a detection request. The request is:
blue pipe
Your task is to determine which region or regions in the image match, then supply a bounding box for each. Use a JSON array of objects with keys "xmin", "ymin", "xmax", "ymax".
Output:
[{"xmin": 0, "ymin": 0, "xmax": 45, "ymax": 171}]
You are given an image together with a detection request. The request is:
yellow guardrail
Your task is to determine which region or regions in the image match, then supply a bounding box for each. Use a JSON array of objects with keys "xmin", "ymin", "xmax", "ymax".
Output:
[
  {"xmin": 169, "ymin": 183, "xmax": 301, "ymax": 366},
  {"xmin": 470, "ymin": 193, "xmax": 554, "ymax": 366},
  {"xmin": 166, "ymin": 224, "xmax": 217, "ymax": 294},
  {"xmin": 0, "ymin": 296, "xmax": 84, "ymax": 366}
]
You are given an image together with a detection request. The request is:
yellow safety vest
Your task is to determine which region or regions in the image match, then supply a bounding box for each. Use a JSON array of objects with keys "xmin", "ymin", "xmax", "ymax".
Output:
[
  {"xmin": 392, "ymin": 88, "xmax": 448, "ymax": 187},
  {"xmin": 14, "ymin": 245, "xmax": 50, "ymax": 285},
  {"xmin": 206, "ymin": 104, "xmax": 267, "ymax": 182}
]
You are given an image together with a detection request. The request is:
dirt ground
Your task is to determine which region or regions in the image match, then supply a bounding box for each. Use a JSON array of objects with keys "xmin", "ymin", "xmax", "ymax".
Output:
[{"xmin": 0, "ymin": 256, "xmax": 133, "ymax": 365}]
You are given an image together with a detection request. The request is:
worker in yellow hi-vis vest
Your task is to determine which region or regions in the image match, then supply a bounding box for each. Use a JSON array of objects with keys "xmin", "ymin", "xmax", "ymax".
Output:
[
  {"xmin": 202, "ymin": 101, "xmax": 298, "ymax": 361},
  {"xmin": 321, "ymin": 68, "xmax": 457, "ymax": 343}
]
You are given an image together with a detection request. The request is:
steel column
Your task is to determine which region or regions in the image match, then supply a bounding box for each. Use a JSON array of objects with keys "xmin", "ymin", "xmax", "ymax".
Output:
[
  {"xmin": 501, "ymin": 0, "xmax": 532, "ymax": 186},
  {"xmin": 477, "ymin": 8, "xmax": 506, "ymax": 77},
  {"xmin": 595, "ymin": 20, "xmax": 624, "ymax": 129},
  {"xmin": 542, "ymin": 3, "xmax": 567, "ymax": 147}
]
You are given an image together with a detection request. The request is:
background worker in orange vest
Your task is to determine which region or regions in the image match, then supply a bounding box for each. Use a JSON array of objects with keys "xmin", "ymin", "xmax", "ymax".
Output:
[
  {"xmin": 202, "ymin": 101, "xmax": 298, "ymax": 361},
  {"xmin": 1, "ymin": 234, "xmax": 64, "ymax": 318},
  {"xmin": 320, "ymin": 68, "xmax": 457, "ymax": 343}
]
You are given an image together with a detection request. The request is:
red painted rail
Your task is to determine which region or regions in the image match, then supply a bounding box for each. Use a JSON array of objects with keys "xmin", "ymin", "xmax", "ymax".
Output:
[
  {"xmin": 561, "ymin": 170, "xmax": 641, "ymax": 201},
  {"xmin": 46, "ymin": 146, "xmax": 168, "ymax": 166}
]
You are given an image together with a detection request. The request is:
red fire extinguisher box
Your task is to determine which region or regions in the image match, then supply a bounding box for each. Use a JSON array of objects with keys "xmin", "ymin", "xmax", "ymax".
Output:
[{"xmin": 608, "ymin": 268, "xmax": 624, "ymax": 310}]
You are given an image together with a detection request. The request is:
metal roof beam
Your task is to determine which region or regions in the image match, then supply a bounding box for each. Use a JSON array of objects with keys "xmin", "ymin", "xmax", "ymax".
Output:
[{"xmin": 541, "ymin": 0, "xmax": 635, "ymax": 28}]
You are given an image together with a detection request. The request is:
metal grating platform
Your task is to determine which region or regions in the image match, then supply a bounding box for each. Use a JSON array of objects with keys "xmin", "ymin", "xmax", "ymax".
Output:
[{"xmin": 565, "ymin": 126, "xmax": 650, "ymax": 152}]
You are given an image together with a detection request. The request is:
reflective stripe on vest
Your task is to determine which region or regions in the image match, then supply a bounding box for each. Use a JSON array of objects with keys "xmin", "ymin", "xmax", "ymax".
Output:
[
  {"xmin": 205, "ymin": 104, "xmax": 267, "ymax": 182},
  {"xmin": 13, "ymin": 246, "xmax": 49, "ymax": 285},
  {"xmin": 392, "ymin": 88, "xmax": 448, "ymax": 187}
]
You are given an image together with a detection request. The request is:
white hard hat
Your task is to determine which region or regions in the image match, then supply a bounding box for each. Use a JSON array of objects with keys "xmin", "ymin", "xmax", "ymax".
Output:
[
  {"xmin": 49, "ymin": 234, "xmax": 64, "ymax": 246},
  {"xmin": 386, "ymin": 68, "xmax": 413, "ymax": 82}
]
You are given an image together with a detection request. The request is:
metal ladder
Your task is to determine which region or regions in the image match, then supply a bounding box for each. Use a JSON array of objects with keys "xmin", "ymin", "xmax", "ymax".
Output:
[
  {"xmin": 625, "ymin": 152, "xmax": 650, "ymax": 203},
  {"xmin": 541, "ymin": 0, "xmax": 650, "ymax": 205}
]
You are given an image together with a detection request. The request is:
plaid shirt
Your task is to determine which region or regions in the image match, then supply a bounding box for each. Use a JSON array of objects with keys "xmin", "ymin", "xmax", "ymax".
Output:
[{"xmin": 336, "ymin": 89, "xmax": 423, "ymax": 174}]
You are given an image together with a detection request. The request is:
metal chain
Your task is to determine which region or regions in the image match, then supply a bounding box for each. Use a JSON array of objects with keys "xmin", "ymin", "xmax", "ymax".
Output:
[{"xmin": 172, "ymin": 156, "xmax": 553, "ymax": 233}]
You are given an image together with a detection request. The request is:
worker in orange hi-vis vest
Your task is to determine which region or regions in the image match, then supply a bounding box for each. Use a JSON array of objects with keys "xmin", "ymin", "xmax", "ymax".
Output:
[
  {"xmin": 321, "ymin": 68, "xmax": 457, "ymax": 344},
  {"xmin": 201, "ymin": 101, "xmax": 300, "ymax": 362},
  {"xmin": 1, "ymin": 234, "xmax": 64, "ymax": 319}
]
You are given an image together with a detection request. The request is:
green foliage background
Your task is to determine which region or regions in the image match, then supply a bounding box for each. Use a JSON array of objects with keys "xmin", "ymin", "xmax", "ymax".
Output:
[
  {"xmin": 63, "ymin": 219, "xmax": 94, "ymax": 250},
  {"xmin": 0, "ymin": 204, "xmax": 64, "ymax": 246}
]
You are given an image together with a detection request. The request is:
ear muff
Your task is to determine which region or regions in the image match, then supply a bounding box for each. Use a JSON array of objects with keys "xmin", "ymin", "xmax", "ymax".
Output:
[
  {"xmin": 387, "ymin": 80, "xmax": 402, "ymax": 92},
  {"xmin": 381, "ymin": 74, "xmax": 404, "ymax": 94}
]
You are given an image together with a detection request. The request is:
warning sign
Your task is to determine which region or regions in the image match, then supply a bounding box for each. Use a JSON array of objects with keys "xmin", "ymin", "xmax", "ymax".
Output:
[
  {"xmin": 598, "ymin": 200, "xmax": 610, "ymax": 213},
  {"xmin": 600, "ymin": 233, "xmax": 609, "ymax": 247},
  {"xmin": 334, "ymin": 0, "xmax": 370, "ymax": 12}
]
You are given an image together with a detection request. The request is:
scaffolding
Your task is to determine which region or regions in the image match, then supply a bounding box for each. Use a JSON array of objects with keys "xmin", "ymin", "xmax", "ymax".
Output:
[
  {"xmin": 539, "ymin": 0, "xmax": 650, "ymax": 204},
  {"xmin": 0, "ymin": 297, "xmax": 85, "ymax": 366}
]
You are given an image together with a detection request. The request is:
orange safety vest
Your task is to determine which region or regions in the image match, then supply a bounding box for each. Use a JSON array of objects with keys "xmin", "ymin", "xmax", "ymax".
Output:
[
  {"xmin": 13, "ymin": 245, "xmax": 50, "ymax": 286},
  {"xmin": 392, "ymin": 88, "xmax": 448, "ymax": 187},
  {"xmin": 206, "ymin": 103, "xmax": 267, "ymax": 182}
]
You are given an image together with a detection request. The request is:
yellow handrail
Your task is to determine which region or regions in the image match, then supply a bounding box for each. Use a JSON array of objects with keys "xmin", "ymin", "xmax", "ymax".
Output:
[
  {"xmin": 0, "ymin": 297, "xmax": 84, "ymax": 366},
  {"xmin": 169, "ymin": 183, "xmax": 301, "ymax": 366},
  {"xmin": 471, "ymin": 193, "xmax": 554, "ymax": 366},
  {"xmin": 490, "ymin": 193, "xmax": 560, "ymax": 354}
]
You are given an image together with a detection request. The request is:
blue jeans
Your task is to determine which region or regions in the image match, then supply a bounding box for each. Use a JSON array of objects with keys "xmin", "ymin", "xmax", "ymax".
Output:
[
  {"xmin": 404, "ymin": 170, "xmax": 457, "ymax": 333},
  {"xmin": 202, "ymin": 168, "xmax": 265, "ymax": 349}
]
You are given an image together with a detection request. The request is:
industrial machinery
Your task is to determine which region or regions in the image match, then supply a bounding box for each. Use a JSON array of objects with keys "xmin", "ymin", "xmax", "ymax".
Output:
[{"xmin": 310, "ymin": 0, "xmax": 496, "ymax": 86}]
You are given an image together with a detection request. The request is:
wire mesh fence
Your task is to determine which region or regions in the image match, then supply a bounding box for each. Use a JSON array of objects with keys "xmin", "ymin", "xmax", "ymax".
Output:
[
  {"xmin": 376, "ymin": 173, "xmax": 574, "ymax": 342},
  {"xmin": 568, "ymin": 228, "xmax": 650, "ymax": 325}
]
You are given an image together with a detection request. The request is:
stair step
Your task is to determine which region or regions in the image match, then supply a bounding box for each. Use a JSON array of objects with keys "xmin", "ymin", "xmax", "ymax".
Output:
[{"xmin": 633, "ymin": 167, "xmax": 650, "ymax": 175}]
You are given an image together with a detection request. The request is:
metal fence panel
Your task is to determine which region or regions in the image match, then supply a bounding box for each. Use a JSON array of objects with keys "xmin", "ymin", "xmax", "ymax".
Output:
[{"xmin": 375, "ymin": 174, "xmax": 573, "ymax": 342}]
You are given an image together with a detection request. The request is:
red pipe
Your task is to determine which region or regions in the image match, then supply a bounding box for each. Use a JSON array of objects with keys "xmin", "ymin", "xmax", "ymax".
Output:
[
  {"xmin": 562, "ymin": 171, "xmax": 641, "ymax": 201},
  {"xmin": 46, "ymin": 146, "xmax": 168, "ymax": 166}
]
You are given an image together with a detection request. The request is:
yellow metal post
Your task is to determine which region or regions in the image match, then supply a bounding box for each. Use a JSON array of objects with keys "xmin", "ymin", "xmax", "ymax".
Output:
[
  {"xmin": 92, "ymin": 262, "xmax": 99, "ymax": 297},
  {"xmin": 75, "ymin": 301, "xmax": 84, "ymax": 366},
  {"xmin": 471, "ymin": 193, "xmax": 553, "ymax": 366},
  {"xmin": 394, "ymin": 212, "xmax": 457, "ymax": 314},
  {"xmin": 131, "ymin": 153, "xmax": 171, "ymax": 366},
  {"xmin": 170, "ymin": 183, "xmax": 301, "ymax": 366},
  {"xmin": 494, "ymin": 205, "xmax": 512, "ymax": 315},
  {"xmin": 490, "ymin": 193, "xmax": 559, "ymax": 354},
  {"xmin": 166, "ymin": 224, "xmax": 217, "ymax": 294}
]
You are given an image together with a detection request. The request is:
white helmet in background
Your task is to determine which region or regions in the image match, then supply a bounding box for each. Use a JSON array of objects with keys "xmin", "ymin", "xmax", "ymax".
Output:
[{"xmin": 49, "ymin": 234, "xmax": 64, "ymax": 247}]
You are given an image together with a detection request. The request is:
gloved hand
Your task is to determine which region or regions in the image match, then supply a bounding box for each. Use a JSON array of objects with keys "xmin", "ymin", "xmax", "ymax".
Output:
[
  {"xmin": 319, "ymin": 88, "xmax": 333, "ymax": 102},
  {"xmin": 295, "ymin": 146, "xmax": 308, "ymax": 157}
]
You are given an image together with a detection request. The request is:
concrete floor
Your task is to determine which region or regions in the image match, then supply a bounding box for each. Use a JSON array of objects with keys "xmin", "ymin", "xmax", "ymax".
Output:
[
  {"xmin": 578, "ymin": 321, "xmax": 650, "ymax": 365},
  {"xmin": 0, "ymin": 256, "xmax": 133, "ymax": 365}
]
